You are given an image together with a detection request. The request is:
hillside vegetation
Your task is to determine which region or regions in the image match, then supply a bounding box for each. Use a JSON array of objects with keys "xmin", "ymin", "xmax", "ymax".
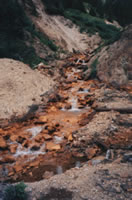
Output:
[
  {"xmin": 85, "ymin": 0, "xmax": 132, "ymax": 26},
  {"xmin": 0, "ymin": 0, "xmax": 131, "ymax": 67},
  {"xmin": 0, "ymin": 0, "xmax": 58, "ymax": 68}
]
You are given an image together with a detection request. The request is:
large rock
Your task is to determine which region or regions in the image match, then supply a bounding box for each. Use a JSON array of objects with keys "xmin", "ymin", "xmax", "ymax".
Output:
[
  {"xmin": 46, "ymin": 142, "xmax": 61, "ymax": 151},
  {"xmin": 97, "ymin": 25, "xmax": 132, "ymax": 86}
]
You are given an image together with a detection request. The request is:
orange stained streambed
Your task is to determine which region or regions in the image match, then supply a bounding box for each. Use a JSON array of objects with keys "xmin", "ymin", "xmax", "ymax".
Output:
[
  {"xmin": 0, "ymin": 53, "xmax": 131, "ymax": 182},
  {"xmin": 0, "ymin": 54, "xmax": 100, "ymax": 182}
]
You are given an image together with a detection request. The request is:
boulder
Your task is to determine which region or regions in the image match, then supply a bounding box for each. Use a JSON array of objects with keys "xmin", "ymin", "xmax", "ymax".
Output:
[
  {"xmin": 9, "ymin": 144, "xmax": 18, "ymax": 154},
  {"xmin": 46, "ymin": 142, "xmax": 61, "ymax": 151},
  {"xmin": 85, "ymin": 147, "xmax": 100, "ymax": 160}
]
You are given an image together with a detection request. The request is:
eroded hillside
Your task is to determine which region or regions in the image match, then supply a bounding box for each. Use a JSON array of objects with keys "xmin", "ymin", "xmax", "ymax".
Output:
[
  {"xmin": 30, "ymin": 0, "xmax": 100, "ymax": 52},
  {"xmin": 0, "ymin": 0, "xmax": 121, "ymax": 67}
]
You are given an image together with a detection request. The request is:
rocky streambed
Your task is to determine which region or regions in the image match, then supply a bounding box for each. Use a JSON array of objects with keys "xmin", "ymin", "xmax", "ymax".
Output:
[{"xmin": 0, "ymin": 53, "xmax": 132, "ymax": 184}]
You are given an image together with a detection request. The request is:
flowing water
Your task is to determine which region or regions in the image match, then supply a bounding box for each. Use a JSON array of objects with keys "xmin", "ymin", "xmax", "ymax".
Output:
[
  {"xmin": 0, "ymin": 54, "xmax": 101, "ymax": 182},
  {"xmin": 1, "ymin": 53, "xmax": 131, "ymax": 183}
]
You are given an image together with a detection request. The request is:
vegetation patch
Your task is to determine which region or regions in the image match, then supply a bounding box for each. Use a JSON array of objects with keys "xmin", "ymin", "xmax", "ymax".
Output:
[
  {"xmin": 0, "ymin": 0, "xmax": 58, "ymax": 68},
  {"xmin": 4, "ymin": 182, "xmax": 28, "ymax": 200},
  {"xmin": 64, "ymin": 9, "xmax": 121, "ymax": 45},
  {"xmin": 34, "ymin": 31, "xmax": 58, "ymax": 52},
  {"xmin": 86, "ymin": 0, "xmax": 132, "ymax": 26},
  {"xmin": 23, "ymin": 0, "xmax": 38, "ymax": 16}
]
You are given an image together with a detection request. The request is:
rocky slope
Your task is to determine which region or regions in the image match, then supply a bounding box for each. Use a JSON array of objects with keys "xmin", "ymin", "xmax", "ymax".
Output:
[
  {"xmin": 80, "ymin": 25, "xmax": 132, "ymax": 87},
  {"xmin": 97, "ymin": 25, "xmax": 132, "ymax": 86}
]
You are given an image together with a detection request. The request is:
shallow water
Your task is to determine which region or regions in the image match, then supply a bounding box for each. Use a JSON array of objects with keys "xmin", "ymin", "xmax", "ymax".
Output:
[
  {"xmin": 77, "ymin": 88, "xmax": 89, "ymax": 94},
  {"xmin": 53, "ymin": 136, "xmax": 64, "ymax": 144},
  {"xmin": 14, "ymin": 143, "xmax": 46, "ymax": 157},
  {"xmin": 26, "ymin": 126, "xmax": 44, "ymax": 137}
]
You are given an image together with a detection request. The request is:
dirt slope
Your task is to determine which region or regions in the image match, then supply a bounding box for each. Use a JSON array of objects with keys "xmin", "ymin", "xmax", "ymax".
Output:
[
  {"xmin": 27, "ymin": 162, "xmax": 132, "ymax": 200},
  {"xmin": 31, "ymin": 0, "xmax": 101, "ymax": 52},
  {"xmin": 0, "ymin": 59, "xmax": 54, "ymax": 120}
]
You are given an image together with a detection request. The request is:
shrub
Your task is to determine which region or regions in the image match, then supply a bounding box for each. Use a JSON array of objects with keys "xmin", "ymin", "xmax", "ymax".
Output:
[{"xmin": 4, "ymin": 182, "xmax": 28, "ymax": 200}]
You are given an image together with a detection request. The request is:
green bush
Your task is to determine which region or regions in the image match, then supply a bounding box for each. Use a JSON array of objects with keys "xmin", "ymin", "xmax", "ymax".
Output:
[{"xmin": 4, "ymin": 182, "xmax": 28, "ymax": 200}]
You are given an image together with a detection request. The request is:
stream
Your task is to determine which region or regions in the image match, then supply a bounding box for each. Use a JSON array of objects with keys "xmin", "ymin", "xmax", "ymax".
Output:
[{"xmin": 0, "ymin": 53, "xmax": 131, "ymax": 183}]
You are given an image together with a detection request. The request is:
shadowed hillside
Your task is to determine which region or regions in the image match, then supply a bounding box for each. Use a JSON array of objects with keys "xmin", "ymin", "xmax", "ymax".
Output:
[{"xmin": 0, "ymin": 0, "xmax": 122, "ymax": 67}]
